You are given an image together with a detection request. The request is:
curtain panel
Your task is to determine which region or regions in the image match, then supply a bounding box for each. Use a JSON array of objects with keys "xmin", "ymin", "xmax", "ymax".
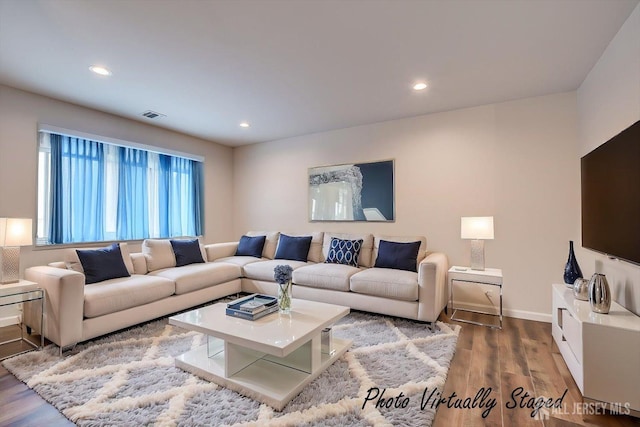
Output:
[
  {"xmin": 117, "ymin": 147, "xmax": 149, "ymax": 240},
  {"xmin": 46, "ymin": 133, "xmax": 204, "ymax": 244},
  {"xmin": 49, "ymin": 134, "xmax": 106, "ymax": 244}
]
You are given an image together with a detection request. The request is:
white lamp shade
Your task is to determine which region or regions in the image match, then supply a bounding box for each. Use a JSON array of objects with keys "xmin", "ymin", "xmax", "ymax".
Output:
[
  {"xmin": 461, "ymin": 216, "xmax": 494, "ymax": 240},
  {"xmin": 0, "ymin": 218, "xmax": 33, "ymax": 246}
]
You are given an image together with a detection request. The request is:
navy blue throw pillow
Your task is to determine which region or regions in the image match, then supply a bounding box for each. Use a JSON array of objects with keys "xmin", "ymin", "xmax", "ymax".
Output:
[
  {"xmin": 235, "ymin": 235, "xmax": 266, "ymax": 258},
  {"xmin": 76, "ymin": 243, "xmax": 131, "ymax": 284},
  {"xmin": 374, "ymin": 240, "xmax": 421, "ymax": 272},
  {"xmin": 170, "ymin": 239, "xmax": 205, "ymax": 267},
  {"xmin": 274, "ymin": 234, "xmax": 313, "ymax": 262},
  {"xmin": 325, "ymin": 238, "xmax": 363, "ymax": 267}
]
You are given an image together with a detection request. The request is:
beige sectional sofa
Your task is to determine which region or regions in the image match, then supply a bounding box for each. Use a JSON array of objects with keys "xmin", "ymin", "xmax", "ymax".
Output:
[
  {"xmin": 211, "ymin": 231, "xmax": 449, "ymax": 324},
  {"xmin": 25, "ymin": 240, "xmax": 242, "ymax": 353},
  {"xmin": 24, "ymin": 232, "xmax": 448, "ymax": 353}
]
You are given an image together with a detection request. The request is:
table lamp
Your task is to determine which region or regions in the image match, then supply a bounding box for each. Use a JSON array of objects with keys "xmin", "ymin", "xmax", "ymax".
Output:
[
  {"xmin": 0, "ymin": 218, "xmax": 33, "ymax": 284},
  {"xmin": 461, "ymin": 216, "xmax": 494, "ymax": 271}
]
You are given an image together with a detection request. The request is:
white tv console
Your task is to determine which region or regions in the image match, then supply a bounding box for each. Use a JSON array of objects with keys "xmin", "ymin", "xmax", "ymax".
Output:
[{"xmin": 551, "ymin": 284, "xmax": 640, "ymax": 417}]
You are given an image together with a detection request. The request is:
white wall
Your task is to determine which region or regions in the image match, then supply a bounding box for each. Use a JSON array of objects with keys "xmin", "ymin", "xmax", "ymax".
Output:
[
  {"xmin": 0, "ymin": 85, "xmax": 235, "ymax": 271},
  {"xmin": 233, "ymin": 92, "xmax": 579, "ymax": 321},
  {"xmin": 577, "ymin": 3, "xmax": 640, "ymax": 315}
]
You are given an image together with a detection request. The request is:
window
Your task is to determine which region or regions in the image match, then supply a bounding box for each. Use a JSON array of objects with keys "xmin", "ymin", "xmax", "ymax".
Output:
[{"xmin": 37, "ymin": 130, "xmax": 204, "ymax": 245}]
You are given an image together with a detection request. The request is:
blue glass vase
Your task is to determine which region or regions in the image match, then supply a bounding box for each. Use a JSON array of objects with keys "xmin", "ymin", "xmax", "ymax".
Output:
[{"xmin": 563, "ymin": 241, "xmax": 582, "ymax": 285}]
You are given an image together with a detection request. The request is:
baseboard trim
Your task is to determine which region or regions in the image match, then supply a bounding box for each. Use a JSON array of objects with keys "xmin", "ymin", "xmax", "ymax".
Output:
[
  {"xmin": 0, "ymin": 315, "xmax": 20, "ymax": 328},
  {"xmin": 452, "ymin": 301, "xmax": 499, "ymax": 315},
  {"xmin": 451, "ymin": 302, "xmax": 551, "ymax": 323},
  {"xmin": 503, "ymin": 308, "xmax": 551, "ymax": 323}
]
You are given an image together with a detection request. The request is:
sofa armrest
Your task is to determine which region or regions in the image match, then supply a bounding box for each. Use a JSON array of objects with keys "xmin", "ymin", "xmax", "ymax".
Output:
[
  {"xmin": 417, "ymin": 251, "xmax": 449, "ymax": 322},
  {"xmin": 205, "ymin": 242, "xmax": 239, "ymax": 261},
  {"xmin": 24, "ymin": 266, "xmax": 85, "ymax": 349}
]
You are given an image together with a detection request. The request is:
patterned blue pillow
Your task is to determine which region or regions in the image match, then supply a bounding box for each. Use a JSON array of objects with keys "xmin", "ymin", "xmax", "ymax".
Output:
[{"xmin": 325, "ymin": 238, "xmax": 363, "ymax": 267}]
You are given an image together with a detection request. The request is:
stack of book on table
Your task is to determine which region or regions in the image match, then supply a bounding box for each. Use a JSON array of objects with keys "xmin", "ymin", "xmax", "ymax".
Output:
[{"xmin": 226, "ymin": 294, "xmax": 278, "ymax": 320}]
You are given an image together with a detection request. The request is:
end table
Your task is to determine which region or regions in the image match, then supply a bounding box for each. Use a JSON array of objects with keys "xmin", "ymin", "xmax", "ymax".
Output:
[
  {"xmin": 0, "ymin": 280, "xmax": 45, "ymax": 359},
  {"xmin": 448, "ymin": 266, "xmax": 503, "ymax": 329}
]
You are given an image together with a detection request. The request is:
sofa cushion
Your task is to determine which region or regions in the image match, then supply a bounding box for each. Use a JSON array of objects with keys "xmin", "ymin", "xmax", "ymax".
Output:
[
  {"xmin": 170, "ymin": 239, "xmax": 205, "ymax": 267},
  {"xmin": 143, "ymin": 238, "xmax": 207, "ymax": 272},
  {"xmin": 275, "ymin": 234, "xmax": 313, "ymax": 262},
  {"xmin": 293, "ymin": 263, "xmax": 361, "ymax": 292},
  {"xmin": 325, "ymin": 237, "xmax": 363, "ymax": 267},
  {"xmin": 66, "ymin": 242, "xmax": 135, "ymax": 275},
  {"xmin": 49, "ymin": 261, "xmax": 67, "ymax": 269},
  {"xmin": 323, "ymin": 233, "xmax": 374, "ymax": 267},
  {"xmin": 236, "ymin": 235, "xmax": 266, "ymax": 258},
  {"xmin": 76, "ymin": 244, "xmax": 131, "ymax": 284},
  {"xmin": 243, "ymin": 259, "xmax": 310, "ymax": 282},
  {"xmin": 143, "ymin": 239, "xmax": 176, "ymax": 272},
  {"xmin": 149, "ymin": 262, "xmax": 241, "ymax": 295},
  {"xmin": 374, "ymin": 240, "xmax": 421, "ymax": 272},
  {"xmin": 246, "ymin": 231, "xmax": 280, "ymax": 259},
  {"xmin": 350, "ymin": 268, "xmax": 419, "ymax": 301},
  {"xmin": 83, "ymin": 274, "xmax": 176, "ymax": 318},
  {"xmin": 214, "ymin": 256, "xmax": 264, "ymax": 268},
  {"xmin": 372, "ymin": 235, "xmax": 427, "ymax": 271}
]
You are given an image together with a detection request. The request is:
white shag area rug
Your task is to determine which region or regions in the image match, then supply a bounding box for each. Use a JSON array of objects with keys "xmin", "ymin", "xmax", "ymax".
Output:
[{"xmin": 3, "ymin": 310, "xmax": 459, "ymax": 426}]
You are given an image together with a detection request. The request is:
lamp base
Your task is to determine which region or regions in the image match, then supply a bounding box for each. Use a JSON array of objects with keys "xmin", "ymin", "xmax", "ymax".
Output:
[
  {"xmin": 470, "ymin": 240, "xmax": 485, "ymax": 271},
  {"xmin": 0, "ymin": 246, "xmax": 20, "ymax": 284}
]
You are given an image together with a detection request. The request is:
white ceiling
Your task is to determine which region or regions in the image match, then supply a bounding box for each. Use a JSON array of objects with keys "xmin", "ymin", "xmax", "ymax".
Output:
[{"xmin": 0, "ymin": 0, "xmax": 637, "ymax": 146}]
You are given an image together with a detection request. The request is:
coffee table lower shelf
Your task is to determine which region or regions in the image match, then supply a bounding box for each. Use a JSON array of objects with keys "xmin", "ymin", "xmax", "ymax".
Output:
[{"xmin": 175, "ymin": 337, "xmax": 351, "ymax": 411}]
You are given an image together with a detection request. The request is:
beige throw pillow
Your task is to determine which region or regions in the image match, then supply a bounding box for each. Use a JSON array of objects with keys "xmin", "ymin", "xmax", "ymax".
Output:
[{"xmin": 142, "ymin": 239, "xmax": 177, "ymax": 272}]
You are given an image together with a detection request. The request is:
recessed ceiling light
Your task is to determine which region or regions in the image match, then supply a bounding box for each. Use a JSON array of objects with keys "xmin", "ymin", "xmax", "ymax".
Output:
[
  {"xmin": 239, "ymin": 122, "xmax": 250, "ymax": 128},
  {"xmin": 89, "ymin": 65, "xmax": 112, "ymax": 76},
  {"xmin": 413, "ymin": 82, "xmax": 427, "ymax": 91}
]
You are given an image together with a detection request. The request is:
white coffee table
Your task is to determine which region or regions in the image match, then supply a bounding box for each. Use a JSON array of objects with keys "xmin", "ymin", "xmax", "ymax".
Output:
[{"xmin": 169, "ymin": 298, "xmax": 352, "ymax": 410}]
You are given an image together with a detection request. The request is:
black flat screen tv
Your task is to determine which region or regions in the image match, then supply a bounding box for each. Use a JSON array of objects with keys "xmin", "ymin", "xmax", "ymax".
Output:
[{"xmin": 581, "ymin": 120, "xmax": 640, "ymax": 265}]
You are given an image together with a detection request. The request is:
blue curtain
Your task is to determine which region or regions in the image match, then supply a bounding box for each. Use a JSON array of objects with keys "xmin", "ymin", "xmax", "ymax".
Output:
[
  {"xmin": 47, "ymin": 133, "xmax": 204, "ymax": 244},
  {"xmin": 116, "ymin": 147, "xmax": 149, "ymax": 240},
  {"xmin": 192, "ymin": 161, "xmax": 204, "ymax": 236},
  {"xmin": 49, "ymin": 134, "xmax": 105, "ymax": 244},
  {"xmin": 158, "ymin": 154, "xmax": 172, "ymax": 237},
  {"xmin": 168, "ymin": 156, "xmax": 189, "ymax": 235},
  {"xmin": 158, "ymin": 154, "xmax": 204, "ymax": 237}
]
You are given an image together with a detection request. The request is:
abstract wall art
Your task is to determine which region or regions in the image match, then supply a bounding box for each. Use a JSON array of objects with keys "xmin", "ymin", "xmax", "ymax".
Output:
[{"xmin": 308, "ymin": 159, "xmax": 395, "ymax": 222}]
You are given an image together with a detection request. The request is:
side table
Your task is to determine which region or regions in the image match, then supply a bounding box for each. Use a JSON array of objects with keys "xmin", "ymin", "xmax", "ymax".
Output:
[
  {"xmin": 448, "ymin": 266, "xmax": 502, "ymax": 329},
  {"xmin": 0, "ymin": 280, "xmax": 45, "ymax": 360}
]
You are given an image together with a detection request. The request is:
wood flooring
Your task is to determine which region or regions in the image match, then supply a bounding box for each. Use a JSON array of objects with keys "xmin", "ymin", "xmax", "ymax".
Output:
[
  {"xmin": 432, "ymin": 313, "xmax": 640, "ymax": 427},
  {"xmin": 1, "ymin": 314, "xmax": 638, "ymax": 426}
]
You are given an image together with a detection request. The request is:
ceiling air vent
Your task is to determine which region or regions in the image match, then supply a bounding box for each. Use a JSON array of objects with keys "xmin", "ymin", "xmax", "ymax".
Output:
[{"xmin": 141, "ymin": 110, "xmax": 166, "ymax": 119}]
